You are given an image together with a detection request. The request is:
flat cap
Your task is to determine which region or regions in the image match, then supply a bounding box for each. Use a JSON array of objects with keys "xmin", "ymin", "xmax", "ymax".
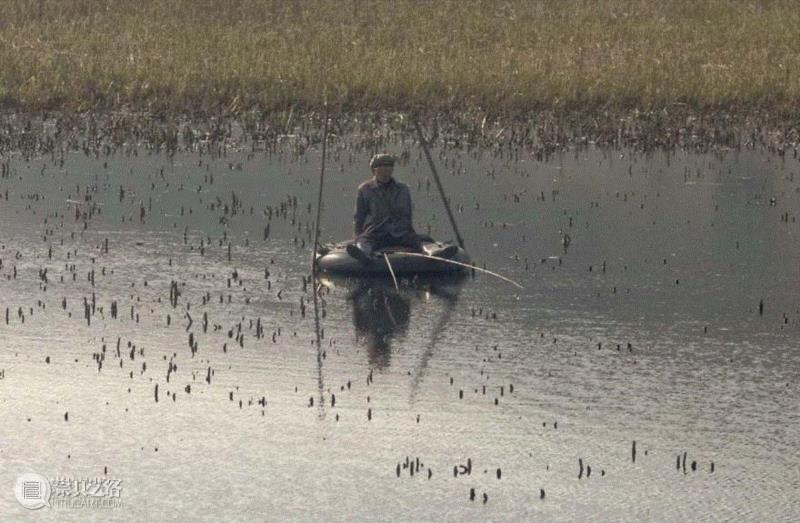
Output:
[{"xmin": 369, "ymin": 153, "xmax": 396, "ymax": 168}]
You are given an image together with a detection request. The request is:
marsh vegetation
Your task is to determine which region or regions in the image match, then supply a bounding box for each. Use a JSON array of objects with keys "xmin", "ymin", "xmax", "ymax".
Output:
[{"xmin": 2, "ymin": 0, "xmax": 799, "ymax": 117}]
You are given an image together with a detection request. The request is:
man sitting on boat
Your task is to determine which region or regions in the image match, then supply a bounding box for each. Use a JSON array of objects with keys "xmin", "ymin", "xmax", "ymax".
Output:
[{"xmin": 346, "ymin": 153, "xmax": 457, "ymax": 264}]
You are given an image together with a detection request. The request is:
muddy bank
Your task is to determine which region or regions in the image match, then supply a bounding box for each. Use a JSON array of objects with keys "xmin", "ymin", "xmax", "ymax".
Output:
[{"xmin": 1, "ymin": 108, "xmax": 799, "ymax": 160}]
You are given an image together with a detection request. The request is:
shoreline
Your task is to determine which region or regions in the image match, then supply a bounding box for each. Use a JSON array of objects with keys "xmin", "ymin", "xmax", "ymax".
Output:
[{"xmin": 0, "ymin": 107, "xmax": 797, "ymax": 156}]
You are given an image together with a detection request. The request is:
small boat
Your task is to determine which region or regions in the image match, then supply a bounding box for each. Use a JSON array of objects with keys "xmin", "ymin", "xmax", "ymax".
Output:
[
  {"xmin": 317, "ymin": 270, "xmax": 469, "ymax": 290},
  {"xmin": 315, "ymin": 241, "xmax": 470, "ymax": 275}
]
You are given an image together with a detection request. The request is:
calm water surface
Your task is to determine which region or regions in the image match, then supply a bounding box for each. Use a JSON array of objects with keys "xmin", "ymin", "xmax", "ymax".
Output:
[{"xmin": 0, "ymin": 133, "xmax": 798, "ymax": 520}]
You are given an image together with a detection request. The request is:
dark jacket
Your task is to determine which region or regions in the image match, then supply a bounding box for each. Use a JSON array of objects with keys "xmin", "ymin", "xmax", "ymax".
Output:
[{"xmin": 353, "ymin": 177, "xmax": 415, "ymax": 238}]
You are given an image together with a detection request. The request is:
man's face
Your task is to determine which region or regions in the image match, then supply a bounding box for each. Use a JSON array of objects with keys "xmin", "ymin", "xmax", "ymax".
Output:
[{"xmin": 373, "ymin": 165, "xmax": 394, "ymax": 183}]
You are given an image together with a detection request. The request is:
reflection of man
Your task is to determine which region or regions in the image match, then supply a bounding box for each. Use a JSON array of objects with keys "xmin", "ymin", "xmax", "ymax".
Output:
[
  {"xmin": 351, "ymin": 284, "xmax": 410, "ymax": 369},
  {"xmin": 346, "ymin": 153, "xmax": 457, "ymax": 264}
]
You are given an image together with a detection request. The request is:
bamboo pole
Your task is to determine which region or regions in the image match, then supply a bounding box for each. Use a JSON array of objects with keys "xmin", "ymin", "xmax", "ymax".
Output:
[
  {"xmin": 399, "ymin": 252, "xmax": 523, "ymax": 289},
  {"xmin": 310, "ymin": 104, "xmax": 329, "ymax": 420},
  {"xmin": 413, "ymin": 119, "xmax": 465, "ymax": 249},
  {"xmin": 383, "ymin": 253, "xmax": 400, "ymax": 290},
  {"xmin": 311, "ymin": 105, "xmax": 329, "ymax": 276}
]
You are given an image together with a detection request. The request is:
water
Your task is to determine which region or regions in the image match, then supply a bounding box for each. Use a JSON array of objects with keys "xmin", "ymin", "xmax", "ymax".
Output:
[{"xmin": 1, "ymin": 133, "xmax": 798, "ymax": 520}]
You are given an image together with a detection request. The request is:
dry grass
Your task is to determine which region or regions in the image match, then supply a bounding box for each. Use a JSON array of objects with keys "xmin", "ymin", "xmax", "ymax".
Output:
[{"xmin": 1, "ymin": 0, "xmax": 799, "ymax": 116}]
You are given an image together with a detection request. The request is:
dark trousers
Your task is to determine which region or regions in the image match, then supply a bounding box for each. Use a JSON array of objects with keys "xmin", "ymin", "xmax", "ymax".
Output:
[{"xmin": 353, "ymin": 230, "xmax": 432, "ymax": 256}]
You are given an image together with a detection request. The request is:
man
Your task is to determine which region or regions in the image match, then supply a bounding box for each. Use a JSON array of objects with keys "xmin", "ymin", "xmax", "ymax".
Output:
[{"xmin": 347, "ymin": 153, "xmax": 457, "ymax": 263}]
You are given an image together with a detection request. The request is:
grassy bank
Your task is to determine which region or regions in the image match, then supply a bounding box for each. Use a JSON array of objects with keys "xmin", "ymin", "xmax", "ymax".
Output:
[{"xmin": 1, "ymin": 0, "xmax": 799, "ymax": 116}]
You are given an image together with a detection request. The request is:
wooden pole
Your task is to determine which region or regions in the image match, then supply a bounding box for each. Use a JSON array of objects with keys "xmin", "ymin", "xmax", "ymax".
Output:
[
  {"xmin": 310, "ymin": 104, "xmax": 329, "ymax": 420},
  {"xmin": 383, "ymin": 253, "xmax": 400, "ymax": 290},
  {"xmin": 413, "ymin": 119, "xmax": 465, "ymax": 249},
  {"xmin": 311, "ymin": 106, "xmax": 329, "ymax": 275},
  {"xmin": 400, "ymin": 252, "xmax": 523, "ymax": 289}
]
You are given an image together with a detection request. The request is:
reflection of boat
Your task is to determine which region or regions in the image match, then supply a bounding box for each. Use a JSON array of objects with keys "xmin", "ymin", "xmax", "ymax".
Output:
[
  {"xmin": 351, "ymin": 284, "xmax": 410, "ymax": 369},
  {"xmin": 315, "ymin": 242, "xmax": 470, "ymax": 275},
  {"xmin": 319, "ymin": 273, "xmax": 466, "ymax": 370},
  {"xmin": 318, "ymin": 271, "xmax": 468, "ymax": 292}
]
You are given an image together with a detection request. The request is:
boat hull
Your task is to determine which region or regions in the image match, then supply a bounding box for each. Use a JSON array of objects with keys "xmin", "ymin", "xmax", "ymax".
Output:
[{"xmin": 315, "ymin": 243, "xmax": 470, "ymax": 275}]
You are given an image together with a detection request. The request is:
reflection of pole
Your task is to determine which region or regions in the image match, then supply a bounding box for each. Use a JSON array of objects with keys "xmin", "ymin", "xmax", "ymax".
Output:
[
  {"xmin": 410, "ymin": 289, "xmax": 459, "ymax": 404},
  {"xmin": 312, "ymin": 279, "xmax": 325, "ymax": 419},
  {"xmin": 414, "ymin": 119, "xmax": 465, "ymax": 249}
]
